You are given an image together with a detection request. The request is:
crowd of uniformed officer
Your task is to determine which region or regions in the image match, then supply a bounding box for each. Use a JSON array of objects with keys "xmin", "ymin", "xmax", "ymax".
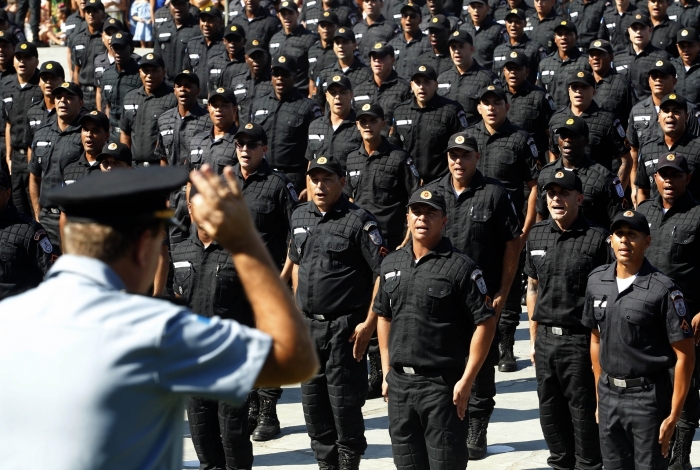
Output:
[{"xmin": 3, "ymin": 0, "xmax": 700, "ymax": 467}]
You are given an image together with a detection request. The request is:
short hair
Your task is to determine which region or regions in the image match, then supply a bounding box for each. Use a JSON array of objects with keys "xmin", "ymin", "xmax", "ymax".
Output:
[{"xmin": 62, "ymin": 220, "xmax": 162, "ymax": 263}]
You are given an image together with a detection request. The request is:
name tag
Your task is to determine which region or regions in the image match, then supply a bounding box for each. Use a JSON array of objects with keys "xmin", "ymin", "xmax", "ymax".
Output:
[
  {"xmin": 309, "ymin": 134, "xmax": 324, "ymax": 140},
  {"xmin": 29, "ymin": 120, "xmax": 41, "ymax": 126},
  {"xmin": 95, "ymin": 66, "xmax": 105, "ymax": 73},
  {"xmin": 255, "ymin": 109, "xmax": 268, "ymax": 116},
  {"xmin": 645, "ymin": 159, "xmax": 658, "ymax": 167},
  {"xmin": 65, "ymin": 24, "xmax": 76, "ymax": 30},
  {"xmin": 438, "ymin": 83, "xmax": 451, "ymax": 88},
  {"xmin": 155, "ymin": 17, "xmax": 167, "ymax": 23},
  {"xmin": 307, "ymin": 0, "xmax": 317, "ymax": 5},
  {"xmin": 210, "ymin": 69, "xmax": 221, "ymax": 74},
  {"xmin": 385, "ymin": 271, "xmax": 401, "ymax": 279},
  {"xmin": 593, "ymin": 299, "xmax": 607, "ymax": 307},
  {"xmin": 124, "ymin": 104, "xmax": 138, "ymax": 110},
  {"xmin": 159, "ymin": 32, "xmax": 171, "ymax": 38},
  {"xmin": 189, "ymin": 53, "xmax": 199, "ymax": 59},
  {"xmin": 173, "ymin": 261, "xmax": 191, "ymax": 268},
  {"xmin": 270, "ymin": 42, "xmax": 279, "ymax": 48},
  {"xmin": 309, "ymin": 57, "xmax": 317, "ymax": 62},
  {"xmin": 494, "ymin": 56, "xmax": 505, "ymax": 61},
  {"xmin": 530, "ymin": 249, "xmax": 545, "ymax": 256},
  {"xmin": 349, "ymin": 170, "xmax": 361, "ymax": 176},
  {"xmin": 191, "ymin": 149, "xmax": 203, "ymax": 155},
  {"xmin": 233, "ymin": 89, "xmax": 246, "ymax": 94},
  {"xmin": 355, "ymin": 33, "xmax": 363, "ymax": 39},
  {"xmin": 634, "ymin": 115, "xmax": 651, "ymax": 121},
  {"xmin": 355, "ymin": 95, "xmax": 370, "ymax": 101},
  {"xmin": 396, "ymin": 120, "xmax": 412, "ymax": 125},
  {"xmin": 74, "ymin": 44, "xmax": 85, "ymax": 50},
  {"xmin": 616, "ymin": 65, "xmax": 628, "ymax": 71},
  {"xmin": 3, "ymin": 97, "xmax": 11, "ymax": 103},
  {"xmin": 161, "ymin": 129, "xmax": 173, "ymax": 135},
  {"xmin": 393, "ymin": 13, "xmax": 401, "ymax": 18},
  {"xmin": 293, "ymin": 227, "xmax": 306, "ymax": 234},
  {"xmin": 606, "ymin": 23, "xmax": 615, "ymax": 28},
  {"xmin": 541, "ymin": 70, "xmax": 554, "ymax": 76},
  {"xmin": 669, "ymin": 14, "xmax": 677, "ymax": 20},
  {"xmin": 104, "ymin": 85, "xmax": 113, "ymax": 91},
  {"xmin": 570, "ymin": 11, "xmax": 578, "ymax": 16},
  {"xmin": 307, "ymin": 18, "xmax": 318, "ymax": 24}
]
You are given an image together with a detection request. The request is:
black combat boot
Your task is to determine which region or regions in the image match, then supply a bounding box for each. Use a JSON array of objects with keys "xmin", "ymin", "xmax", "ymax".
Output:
[
  {"xmin": 318, "ymin": 460, "xmax": 338, "ymax": 470},
  {"xmin": 366, "ymin": 352, "xmax": 383, "ymax": 399},
  {"xmin": 498, "ymin": 325, "xmax": 517, "ymax": 372},
  {"xmin": 252, "ymin": 396, "xmax": 281, "ymax": 441},
  {"xmin": 247, "ymin": 390, "xmax": 259, "ymax": 433},
  {"xmin": 467, "ymin": 415, "xmax": 490, "ymax": 460},
  {"xmin": 669, "ymin": 427, "xmax": 695, "ymax": 470},
  {"xmin": 338, "ymin": 451, "xmax": 362, "ymax": 470}
]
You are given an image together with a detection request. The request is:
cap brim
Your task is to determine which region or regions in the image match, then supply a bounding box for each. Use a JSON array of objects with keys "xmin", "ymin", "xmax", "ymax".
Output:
[
  {"xmin": 356, "ymin": 111, "xmax": 383, "ymax": 119},
  {"xmin": 543, "ymin": 181, "xmax": 578, "ymax": 191},
  {"xmin": 51, "ymin": 88, "xmax": 79, "ymax": 96},
  {"xmin": 407, "ymin": 200, "xmax": 445, "ymax": 211},
  {"xmin": 411, "ymin": 72, "xmax": 435, "ymax": 80},
  {"xmin": 446, "ymin": 143, "xmax": 477, "ymax": 152},
  {"xmin": 174, "ymin": 72, "xmax": 199, "ymax": 84},
  {"xmin": 656, "ymin": 162, "xmax": 690, "ymax": 173},
  {"xmin": 553, "ymin": 126, "xmax": 584, "ymax": 136},
  {"xmin": 567, "ymin": 78, "xmax": 593, "ymax": 86},
  {"xmin": 610, "ymin": 219, "xmax": 649, "ymax": 234}
]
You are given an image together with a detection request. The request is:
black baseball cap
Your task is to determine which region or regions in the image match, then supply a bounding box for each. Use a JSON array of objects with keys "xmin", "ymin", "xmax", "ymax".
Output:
[
  {"xmin": 14, "ymin": 41, "xmax": 38, "ymax": 58},
  {"xmin": 659, "ymin": 92, "xmax": 688, "ymax": 110},
  {"xmin": 568, "ymin": 70, "xmax": 595, "ymax": 87},
  {"xmin": 0, "ymin": 10, "xmax": 8, "ymax": 22},
  {"xmin": 139, "ymin": 52, "xmax": 165, "ymax": 68},
  {"xmin": 174, "ymin": 69, "xmax": 200, "ymax": 86},
  {"xmin": 103, "ymin": 17, "xmax": 125, "ymax": 32},
  {"xmin": 0, "ymin": 166, "xmax": 9, "ymax": 189},
  {"xmin": 271, "ymin": 54, "xmax": 296, "ymax": 74},
  {"xmin": 588, "ymin": 39, "xmax": 613, "ymax": 54},
  {"xmin": 649, "ymin": 58, "xmax": 676, "ymax": 76},
  {"xmin": 46, "ymin": 166, "xmax": 188, "ymax": 226},
  {"xmin": 246, "ymin": 38, "xmax": 268, "ymax": 55},
  {"xmin": 468, "ymin": 0, "xmax": 487, "ymax": 4},
  {"xmin": 554, "ymin": 19, "xmax": 577, "ymax": 34},
  {"xmin": 326, "ymin": 74, "xmax": 352, "ymax": 91},
  {"xmin": 630, "ymin": 13, "xmax": 652, "ymax": 27},
  {"xmin": 656, "ymin": 152, "xmax": 690, "ymax": 173},
  {"xmin": 369, "ymin": 42, "xmax": 394, "ymax": 57},
  {"xmin": 554, "ymin": 116, "xmax": 589, "ymax": 139},
  {"xmin": 278, "ymin": 1, "xmax": 298, "ymax": 12},
  {"xmin": 678, "ymin": 27, "xmax": 699, "ymax": 43},
  {"xmin": 446, "ymin": 132, "xmax": 478, "ymax": 152},
  {"xmin": 208, "ymin": 86, "xmax": 237, "ymax": 104},
  {"xmin": 426, "ymin": 14, "xmax": 450, "ymax": 31},
  {"xmin": 307, "ymin": 155, "xmax": 345, "ymax": 177},
  {"xmin": 411, "ymin": 64, "xmax": 438, "ymax": 81},
  {"xmin": 234, "ymin": 122, "xmax": 268, "ymax": 144},
  {"xmin": 84, "ymin": 0, "xmax": 105, "ymax": 10},
  {"xmin": 504, "ymin": 8, "xmax": 527, "ymax": 21},
  {"xmin": 199, "ymin": 5, "xmax": 223, "ymax": 19},
  {"xmin": 448, "ymin": 30, "xmax": 473, "ymax": 45},
  {"xmin": 478, "ymin": 85, "xmax": 507, "ymax": 102},
  {"xmin": 400, "ymin": 3, "xmax": 422, "ymax": 16},
  {"xmin": 39, "ymin": 61, "xmax": 65, "ymax": 78},
  {"xmin": 542, "ymin": 169, "xmax": 583, "ymax": 193},
  {"xmin": 503, "ymin": 50, "xmax": 528, "ymax": 67},
  {"xmin": 319, "ymin": 10, "xmax": 340, "ymax": 25},
  {"xmin": 610, "ymin": 210, "xmax": 651, "ymax": 235},
  {"xmin": 224, "ymin": 24, "xmax": 245, "ymax": 39},
  {"xmin": 95, "ymin": 142, "xmax": 133, "ymax": 166},
  {"xmin": 356, "ymin": 102, "xmax": 384, "ymax": 119},
  {"xmin": 52, "ymin": 81, "xmax": 84, "ymax": 100},
  {"xmin": 0, "ymin": 31, "xmax": 14, "ymax": 44},
  {"xmin": 110, "ymin": 32, "xmax": 133, "ymax": 47},
  {"xmin": 79, "ymin": 110, "xmax": 110, "ymax": 132},
  {"xmin": 334, "ymin": 26, "xmax": 356, "ymax": 42},
  {"xmin": 407, "ymin": 188, "xmax": 447, "ymax": 212}
]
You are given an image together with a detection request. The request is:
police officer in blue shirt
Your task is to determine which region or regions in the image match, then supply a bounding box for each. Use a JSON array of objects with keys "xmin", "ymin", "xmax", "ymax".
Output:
[{"xmin": 0, "ymin": 165, "xmax": 318, "ymax": 470}]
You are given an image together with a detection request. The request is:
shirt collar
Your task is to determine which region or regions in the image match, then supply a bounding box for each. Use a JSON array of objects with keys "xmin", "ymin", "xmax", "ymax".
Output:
[
  {"xmin": 652, "ymin": 190, "xmax": 697, "ymax": 212},
  {"xmin": 401, "ymin": 237, "xmax": 454, "ymax": 260},
  {"xmin": 309, "ymin": 193, "xmax": 350, "ymax": 215},
  {"xmin": 599, "ymin": 258, "xmax": 655, "ymax": 290},
  {"xmin": 46, "ymin": 255, "xmax": 127, "ymax": 291},
  {"xmin": 547, "ymin": 213, "xmax": 589, "ymax": 233},
  {"xmin": 234, "ymin": 157, "xmax": 272, "ymax": 178}
]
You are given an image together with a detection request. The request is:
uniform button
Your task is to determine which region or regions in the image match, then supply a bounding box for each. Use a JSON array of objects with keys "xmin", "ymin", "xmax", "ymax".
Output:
[
  {"xmin": 627, "ymin": 316, "xmax": 630, "ymax": 319},
  {"xmin": 428, "ymin": 287, "xmax": 433, "ymax": 292}
]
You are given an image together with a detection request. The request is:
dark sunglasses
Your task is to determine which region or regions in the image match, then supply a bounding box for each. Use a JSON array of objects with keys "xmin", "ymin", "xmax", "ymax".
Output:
[
  {"xmin": 235, "ymin": 140, "xmax": 262, "ymax": 149},
  {"xmin": 402, "ymin": 12, "xmax": 419, "ymax": 19}
]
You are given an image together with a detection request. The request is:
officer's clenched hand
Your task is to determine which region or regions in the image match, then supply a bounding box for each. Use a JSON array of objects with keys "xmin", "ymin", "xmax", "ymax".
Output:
[
  {"xmin": 491, "ymin": 291, "xmax": 506, "ymax": 316},
  {"xmin": 349, "ymin": 320, "xmax": 375, "ymax": 361},
  {"xmin": 453, "ymin": 378, "xmax": 472, "ymax": 420},
  {"xmin": 189, "ymin": 165, "xmax": 258, "ymax": 254},
  {"xmin": 692, "ymin": 314, "xmax": 700, "ymax": 345}
]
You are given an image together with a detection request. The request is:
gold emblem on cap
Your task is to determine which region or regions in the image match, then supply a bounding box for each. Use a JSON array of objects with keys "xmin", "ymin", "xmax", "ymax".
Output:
[
  {"xmin": 577, "ymin": 71, "xmax": 584, "ymax": 77},
  {"xmin": 511, "ymin": 8, "xmax": 517, "ymax": 12},
  {"xmin": 324, "ymin": 11, "xmax": 330, "ymax": 16},
  {"xmin": 245, "ymin": 123, "xmax": 254, "ymax": 129},
  {"xmin": 420, "ymin": 190, "xmax": 432, "ymax": 199},
  {"xmin": 278, "ymin": 56, "xmax": 286, "ymax": 63},
  {"xmin": 419, "ymin": 65, "xmax": 426, "ymax": 71},
  {"xmin": 362, "ymin": 103, "xmax": 371, "ymax": 110},
  {"xmin": 455, "ymin": 135, "xmax": 465, "ymax": 144},
  {"xmin": 487, "ymin": 85, "xmax": 495, "ymax": 90},
  {"xmin": 560, "ymin": 20, "xmax": 567, "ymax": 25},
  {"xmin": 146, "ymin": 53, "xmax": 153, "ymax": 59},
  {"xmin": 332, "ymin": 75, "xmax": 341, "ymax": 82},
  {"xmin": 566, "ymin": 118, "xmax": 574, "ymax": 125},
  {"xmin": 252, "ymin": 39, "xmax": 259, "ymax": 45},
  {"xmin": 555, "ymin": 171, "xmax": 564, "ymax": 178},
  {"xmin": 453, "ymin": 30, "xmax": 459, "ymax": 36},
  {"xmin": 282, "ymin": 1, "xmax": 288, "ymax": 5},
  {"xmin": 182, "ymin": 70, "xmax": 190, "ymax": 73},
  {"xmin": 108, "ymin": 142, "xmax": 118, "ymax": 150},
  {"xmin": 682, "ymin": 29, "xmax": 689, "ymax": 36},
  {"xmin": 20, "ymin": 43, "xmax": 27, "ymax": 49},
  {"xmin": 90, "ymin": 110, "xmax": 98, "ymax": 115},
  {"xmin": 115, "ymin": 32, "xmax": 122, "ymax": 38},
  {"xmin": 109, "ymin": 19, "xmax": 115, "ymax": 23},
  {"xmin": 230, "ymin": 25, "xmax": 237, "ymax": 31},
  {"xmin": 317, "ymin": 156, "xmax": 328, "ymax": 164},
  {"xmin": 61, "ymin": 82, "xmax": 70, "ymax": 87},
  {"xmin": 0, "ymin": 32, "xmax": 5, "ymax": 36},
  {"xmin": 636, "ymin": 14, "xmax": 642, "ymax": 18},
  {"xmin": 624, "ymin": 210, "xmax": 634, "ymax": 217},
  {"xmin": 374, "ymin": 42, "xmax": 382, "ymax": 49},
  {"xmin": 432, "ymin": 17, "xmax": 439, "ymax": 22},
  {"xmin": 339, "ymin": 27, "xmax": 345, "ymax": 32},
  {"xmin": 205, "ymin": 6, "xmax": 211, "ymax": 10},
  {"xmin": 594, "ymin": 40, "xmax": 601, "ymax": 46},
  {"xmin": 510, "ymin": 51, "xmax": 517, "ymax": 57},
  {"xmin": 216, "ymin": 87, "xmax": 225, "ymax": 93},
  {"xmin": 656, "ymin": 60, "xmax": 664, "ymax": 66},
  {"xmin": 46, "ymin": 63, "xmax": 53, "ymax": 69},
  {"xmin": 667, "ymin": 154, "xmax": 676, "ymax": 161},
  {"xmin": 670, "ymin": 93, "xmax": 677, "ymax": 99}
]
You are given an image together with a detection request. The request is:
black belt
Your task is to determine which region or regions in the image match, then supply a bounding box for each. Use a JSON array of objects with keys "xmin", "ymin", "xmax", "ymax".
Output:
[
  {"xmin": 134, "ymin": 160, "xmax": 161, "ymax": 167},
  {"xmin": 540, "ymin": 324, "xmax": 590, "ymax": 336},
  {"xmin": 606, "ymin": 374, "xmax": 657, "ymax": 388},
  {"xmin": 393, "ymin": 365, "xmax": 462, "ymax": 377},
  {"xmin": 82, "ymin": 85, "xmax": 96, "ymax": 91},
  {"xmin": 12, "ymin": 147, "xmax": 26, "ymax": 155}
]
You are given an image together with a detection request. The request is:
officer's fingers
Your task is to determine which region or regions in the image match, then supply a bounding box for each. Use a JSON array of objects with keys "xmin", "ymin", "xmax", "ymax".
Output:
[
  {"xmin": 221, "ymin": 166, "xmax": 243, "ymax": 199},
  {"xmin": 190, "ymin": 167, "xmax": 220, "ymax": 202}
]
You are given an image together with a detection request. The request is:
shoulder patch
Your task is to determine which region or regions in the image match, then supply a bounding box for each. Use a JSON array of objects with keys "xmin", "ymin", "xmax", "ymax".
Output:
[
  {"xmin": 613, "ymin": 176, "xmax": 624, "ymax": 198},
  {"xmin": 527, "ymin": 136, "xmax": 538, "ymax": 157},
  {"xmin": 286, "ymin": 182, "xmax": 298, "ymax": 202},
  {"xmin": 37, "ymin": 233, "xmax": 53, "ymax": 254},
  {"xmin": 33, "ymin": 229, "xmax": 47, "ymax": 241},
  {"xmin": 406, "ymin": 157, "xmax": 420, "ymax": 178},
  {"xmin": 613, "ymin": 119, "xmax": 625, "ymax": 138},
  {"xmin": 672, "ymin": 290, "xmax": 687, "ymax": 317},
  {"xmin": 471, "ymin": 269, "xmax": 488, "ymax": 294},
  {"xmin": 364, "ymin": 221, "xmax": 383, "ymax": 245},
  {"xmin": 457, "ymin": 110, "xmax": 468, "ymax": 128}
]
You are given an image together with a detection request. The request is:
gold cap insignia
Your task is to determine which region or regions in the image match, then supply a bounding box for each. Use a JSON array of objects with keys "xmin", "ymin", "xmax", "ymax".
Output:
[
  {"xmin": 108, "ymin": 142, "xmax": 118, "ymax": 150},
  {"xmin": 115, "ymin": 33, "xmax": 122, "ymax": 38},
  {"xmin": 182, "ymin": 70, "xmax": 190, "ymax": 73},
  {"xmin": 656, "ymin": 60, "xmax": 664, "ymax": 66},
  {"xmin": 487, "ymin": 85, "xmax": 495, "ymax": 90},
  {"xmin": 510, "ymin": 51, "xmax": 517, "ymax": 57},
  {"xmin": 636, "ymin": 14, "xmax": 642, "ymax": 18},
  {"xmin": 205, "ymin": 6, "xmax": 211, "ymax": 10},
  {"xmin": 453, "ymin": 30, "xmax": 459, "ymax": 36},
  {"xmin": 278, "ymin": 56, "xmax": 286, "ymax": 63},
  {"xmin": 362, "ymin": 103, "xmax": 371, "ymax": 110},
  {"xmin": 333, "ymin": 75, "xmax": 341, "ymax": 81},
  {"xmin": 374, "ymin": 42, "xmax": 382, "ymax": 49},
  {"xmin": 339, "ymin": 28, "xmax": 345, "ymax": 32},
  {"xmin": 455, "ymin": 135, "xmax": 465, "ymax": 144},
  {"xmin": 593, "ymin": 40, "xmax": 601, "ymax": 46},
  {"xmin": 432, "ymin": 17, "xmax": 439, "ymax": 22},
  {"xmin": 109, "ymin": 19, "xmax": 115, "ymax": 23},
  {"xmin": 682, "ymin": 29, "xmax": 689, "ymax": 36},
  {"xmin": 0, "ymin": 32, "xmax": 5, "ymax": 36},
  {"xmin": 560, "ymin": 20, "xmax": 567, "ymax": 25},
  {"xmin": 61, "ymin": 82, "xmax": 70, "ymax": 87},
  {"xmin": 555, "ymin": 171, "xmax": 564, "ymax": 178},
  {"xmin": 252, "ymin": 39, "xmax": 259, "ymax": 45},
  {"xmin": 282, "ymin": 1, "xmax": 288, "ymax": 5},
  {"xmin": 90, "ymin": 110, "xmax": 98, "ymax": 115},
  {"xmin": 324, "ymin": 11, "xmax": 330, "ymax": 16},
  {"xmin": 420, "ymin": 190, "xmax": 432, "ymax": 199},
  {"xmin": 146, "ymin": 53, "xmax": 154, "ymax": 59},
  {"xmin": 216, "ymin": 87, "xmax": 225, "ymax": 93},
  {"xmin": 667, "ymin": 154, "xmax": 676, "ymax": 160},
  {"xmin": 245, "ymin": 123, "xmax": 254, "ymax": 129},
  {"xmin": 511, "ymin": 8, "xmax": 518, "ymax": 12},
  {"xmin": 46, "ymin": 63, "xmax": 53, "ymax": 69},
  {"xmin": 624, "ymin": 210, "xmax": 634, "ymax": 217},
  {"xmin": 566, "ymin": 118, "xmax": 574, "ymax": 125},
  {"xmin": 230, "ymin": 25, "xmax": 237, "ymax": 31},
  {"xmin": 419, "ymin": 65, "xmax": 426, "ymax": 71},
  {"xmin": 317, "ymin": 156, "xmax": 327, "ymax": 164},
  {"xmin": 577, "ymin": 71, "xmax": 584, "ymax": 77},
  {"xmin": 20, "ymin": 43, "xmax": 27, "ymax": 49},
  {"xmin": 670, "ymin": 93, "xmax": 677, "ymax": 99}
]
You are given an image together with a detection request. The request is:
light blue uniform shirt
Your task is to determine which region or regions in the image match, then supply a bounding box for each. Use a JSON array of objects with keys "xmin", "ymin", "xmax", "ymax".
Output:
[{"xmin": 0, "ymin": 254, "xmax": 272, "ymax": 469}]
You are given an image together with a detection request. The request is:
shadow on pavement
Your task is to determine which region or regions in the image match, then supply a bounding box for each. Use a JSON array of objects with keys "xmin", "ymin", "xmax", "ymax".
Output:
[{"xmin": 491, "ymin": 407, "xmax": 540, "ymax": 423}]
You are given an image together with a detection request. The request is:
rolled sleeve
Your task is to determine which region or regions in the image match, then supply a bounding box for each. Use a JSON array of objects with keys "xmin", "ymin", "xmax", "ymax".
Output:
[{"xmin": 372, "ymin": 274, "xmax": 392, "ymax": 319}]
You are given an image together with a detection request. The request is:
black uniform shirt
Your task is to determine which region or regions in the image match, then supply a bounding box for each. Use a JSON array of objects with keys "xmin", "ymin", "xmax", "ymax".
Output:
[
  {"xmin": 0, "ymin": 68, "xmax": 16, "ymax": 145},
  {"xmin": 391, "ymin": 93, "xmax": 467, "ymax": 182},
  {"xmin": 536, "ymin": 48, "xmax": 592, "ymax": 109},
  {"xmin": 187, "ymin": 124, "xmax": 239, "ymax": 172},
  {"xmin": 594, "ymin": 70, "xmax": 638, "ymax": 129},
  {"xmin": 526, "ymin": 10, "xmax": 567, "ymax": 54},
  {"xmin": 93, "ymin": 52, "xmax": 111, "ymax": 87},
  {"xmin": 2, "ymin": 71, "xmax": 42, "ymax": 150},
  {"xmin": 231, "ymin": 5, "xmax": 282, "ymax": 44},
  {"xmin": 582, "ymin": 259, "xmax": 693, "ymax": 378},
  {"xmin": 230, "ymin": 70, "xmax": 273, "ymax": 122},
  {"xmin": 28, "ymin": 117, "xmax": 84, "ymax": 208},
  {"xmin": 155, "ymin": 104, "xmax": 210, "ymax": 166},
  {"xmin": 651, "ymin": 17, "xmax": 681, "ymax": 57},
  {"xmin": 673, "ymin": 57, "xmax": 700, "ymax": 105},
  {"xmin": 154, "ymin": 16, "xmax": 202, "ymax": 82},
  {"xmin": 388, "ymin": 32, "xmax": 431, "ymax": 80},
  {"xmin": 183, "ymin": 34, "xmax": 226, "ymax": 100},
  {"xmin": 100, "ymin": 58, "xmax": 142, "ymax": 132},
  {"xmin": 206, "ymin": 50, "xmax": 248, "ymax": 94},
  {"xmin": 302, "ymin": 4, "xmax": 357, "ymax": 33},
  {"xmin": 373, "ymin": 237, "xmax": 495, "ymax": 371},
  {"xmin": 469, "ymin": 118, "xmax": 540, "ymax": 211},
  {"xmin": 613, "ymin": 43, "xmax": 670, "ymax": 99},
  {"xmin": 437, "ymin": 61, "xmax": 501, "ymax": 123},
  {"xmin": 627, "ymin": 96, "xmax": 700, "ymax": 149},
  {"xmin": 308, "ymin": 41, "xmax": 336, "ymax": 81},
  {"xmin": 71, "ymin": 27, "xmax": 107, "ymax": 86},
  {"xmin": 599, "ymin": 3, "xmax": 640, "ymax": 53},
  {"xmin": 505, "ymin": 80, "xmax": 555, "ymax": 163},
  {"xmin": 305, "ymin": 110, "xmax": 362, "ymax": 163},
  {"xmin": 353, "ymin": 15, "xmax": 400, "ymax": 63},
  {"xmin": 289, "ymin": 194, "xmax": 386, "ymax": 315},
  {"xmin": 313, "ymin": 59, "xmax": 373, "ymax": 108},
  {"xmin": 425, "ymin": 170, "xmax": 521, "ymax": 294},
  {"xmin": 269, "ymin": 25, "xmax": 319, "ymax": 93},
  {"xmin": 63, "ymin": 11, "xmax": 85, "ymax": 43},
  {"xmin": 536, "ymin": 158, "xmax": 624, "ymax": 228},
  {"xmin": 154, "ymin": 3, "xmax": 200, "ymax": 32},
  {"xmin": 525, "ymin": 215, "xmax": 612, "ymax": 327},
  {"xmin": 0, "ymin": 204, "xmax": 53, "ymax": 301},
  {"xmin": 62, "ymin": 153, "xmax": 100, "ymax": 185},
  {"xmin": 635, "ymin": 130, "xmax": 700, "ymax": 197},
  {"xmin": 459, "ymin": 16, "xmax": 507, "ymax": 69},
  {"xmin": 548, "ymin": 102, "xmax": 628, "ymax": 173},
  {"xmin": 120, "ymin": 82, "xmax": 178, "ymax": 163},
  {"xmin": 637, "ymin": 192, "xmax": 700, "ymax": 313},
  {"xmin": 668, "ymin": 0, "xmax": 700, "ymax": 31},
  {"xmin": 26, "ymin": 101, "xmax": 55, "ymax": 141},
  {"xmin": 416, "ymin": 48, "xmax": 454, "ymax": 77},
  {"xmin": 353, "ymin": 71, "xmax": 411, "ymax": 133},
  {"xmin": 247, "ymin": 89, "xmax": 322, "ymax": 172},
  {"xmin": 492, "ymin": 35, "xmax": 548, "ymax": 84},
  {"xmin": 344, "ymin": 137, "xmax": 420, "ymax": 241},
  {"xmin": 566, "ymin": 0, "xmax": 607, "ymax": 51}
]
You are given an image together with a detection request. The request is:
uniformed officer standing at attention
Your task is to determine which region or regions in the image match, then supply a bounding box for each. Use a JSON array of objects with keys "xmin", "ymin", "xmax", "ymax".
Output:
[
  {"xmin": 417, "ymin": 15, "xmax": 456, "ymax": 77},
  {"xmin": 301, "ymin": 0, "xmax": 357, "ymax": 34},
  {"xmin": 120, "ymin": 53, "xmax": 177, "ymax": 167},
  {"xmin": 673, "ymin": 28, "xmax": 700, "ymax": 105},
  {"xmin": 93, "ymin": 18, "xmax": 129, "ymax": 109},
  {"xmin": 0, "ymin": 167, "xmax": 52, "ymax": 301},
  {"xmin": 526, "ymin": 170, "xmax": 611, "ymax": 470},
  {"xmin": 62, "ymin": 110, "xmax": 109, "ymax": 185},
  {"xmin": 649, "ymin": 0, "xmax": 681, "ymax": 56},
  {"xmin": 391, "ymin": 64, "xmax": 467, "ymax": 183},
  {"xmin": 537, "ymin": 117, "xmax": 624, "ymax": 229},
  {"xmin": 668, "ymin": 0, "xmax": 700, "ymax": 31},
  {"xmin": 188, "ymin": 87, "xmax": 239, "ymax": 174},
  {"xmin": 289, "ymin": 155, "xmax": 386, "ymax": 470},
  {"xmin": 153, "ymin": 0, "xmax": 202, "ymax": 84},
  {"xmin": 308, "ymin": 12, "xmax": 339, "ymax": 85},
  {"xmin": 566, "ymin": 0, "xmax": 606, "ymax": 52},
  {"xmin": 0, "ymin": 32, "xmax": 17, "ymax": 172},
  {"xmin": 28, "ymin": 82, "xmax": 84, "ymax": 254},
  {"xmin": 353, "ymin": 0, "xmax": 399, "ymax": 64},
  {"xmin": 3, "ymin": 41, "xmax": 41, "ymax": 217},
  {"xmin": 460, "ymin": 0, "xmax": 506, "ymax": 70},
  {"xmin": 245, "ymin": 54, "xmax": 322, "ymax": 193},
  {"xmin": 230, "ymin": 0, "xmax": 281, "ymax": 44},
  {"xmin": 583, "ymin": 210, "xmax": 695, "ymax": 470},
  {"xmin": 374, "ymin": 187, "xmax": 497, "ymax": 470},
  {"xmin": 536, "ymin": 20, "xmax": 591, "ymax": 110},
  {"xmin": 0, "ymin": 164, "xmax": 319, "ymax": 469},
  {"xmin": 528, "ymin": 0, "xmax": 566, "ymax": 54},
  {"xmin": 229, "ymin": 39, "xmax": 272, "ymax": 125},
  {"xmin": 423, "ymin": 132, "xmax": 521, "ymax": 459},
  {"xmin": 70, "ymin": 0, "xmax": 106, "ymax": 110},
  {"xmin": 599, "ymin": 0, "xmax": 640, "ymax": 53},
  {"xmin": 26, "ymin": 61, "xmax": 64, "ymax": 143},
  {"xmin": 206, "ymin": 24, "xmax": 248, "ymax": 94},
  {"xmin": 634, "ymin": 153, "xmax": 700, "ymax": 470},
  {"xmin": 492, "ymin": 8, "xmax": 547, "ymax": 85},
  {"xmin": 307, "ymin": 75, "xmax": 361, "ymax": 164},
  {"xmin": 388, "ymin": 3, "xmax": 429, "ymax": 80},
  {"xmin": 100, "ymin": 32, "xmax": 142, "ymax": 143},
  {"xmin": 183, "ymin": 6, "xmax": 226, "ymax": 103},
  {"xmin": 95, "ymin": 141, "xmax": 133, "ymax": 171},
  {"xmin": 437, "ymin": 30, "xmax": 501, "ymax": 124}
]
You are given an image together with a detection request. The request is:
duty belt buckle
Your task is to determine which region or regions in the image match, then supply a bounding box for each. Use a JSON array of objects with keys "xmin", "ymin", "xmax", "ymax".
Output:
[
  {"xmin": 313, "ymin": 314, "xmax": 326, "ymax": 321},
  {"xmin": 613, "ymin": 378, "xmax": 627, "ymax": 388},
  {"xmin": 551, "ymin": 327, "xmax": 563, "ymax": 336},
  {"xmin": 402, "ymin": 367, "xmax": 416, "ymax": 375},
  {"xmin": 50, "ymin": 208, "xmax": 60, "ymax": 214}
]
